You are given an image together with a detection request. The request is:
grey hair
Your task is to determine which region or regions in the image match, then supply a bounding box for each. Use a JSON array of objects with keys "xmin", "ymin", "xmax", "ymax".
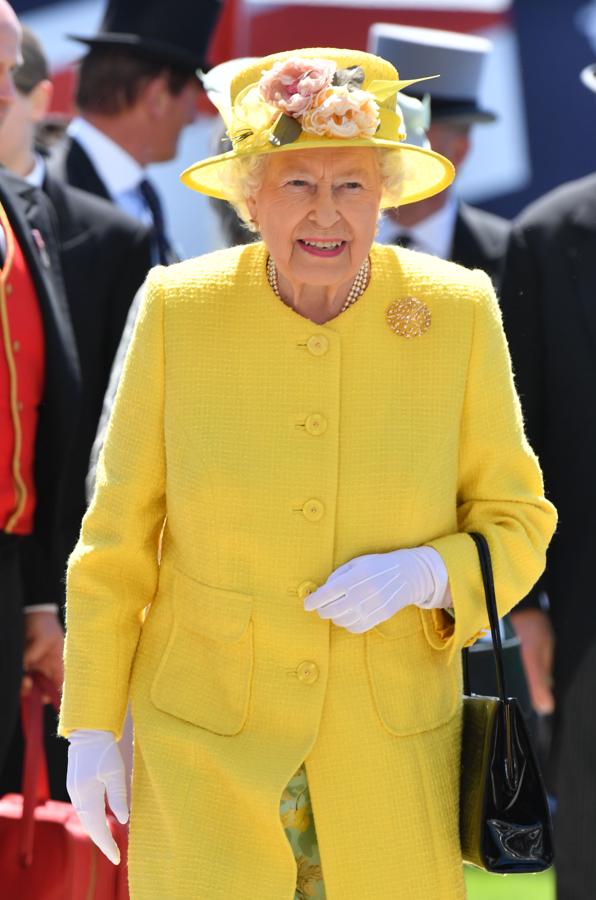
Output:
[{"xmin": 220, "ymin": 148, "xmax": 405, "ymax": 233}]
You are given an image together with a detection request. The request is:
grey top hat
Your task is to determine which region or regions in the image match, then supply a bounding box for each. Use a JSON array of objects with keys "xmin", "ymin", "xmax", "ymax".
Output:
[
  {"xmin": 69, "ymin": 0, "xmax": 222, "ymax": 73},
  {"xmin": 581, "ymin": 64, "xmax": 596, "ymax": 92},
  {"xmin": 368, "ymin": 22, "xmax": 496, "ymax": 124}
]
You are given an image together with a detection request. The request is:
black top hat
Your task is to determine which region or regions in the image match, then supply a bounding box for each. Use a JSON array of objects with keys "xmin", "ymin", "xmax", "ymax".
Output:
[{"xmin": 69, "ymin": 0, "xmax": 223, "ymax": 73}]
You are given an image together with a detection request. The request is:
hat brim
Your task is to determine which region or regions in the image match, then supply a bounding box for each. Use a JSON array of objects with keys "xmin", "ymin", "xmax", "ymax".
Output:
[
  {"xmin": 68, "ymin": 34, "xmax": 203, "ymax": 73},
  {"xmin": 581, "ymin": 64, "xmax": 596, "ymax": 93},
  {"xmin": 180, "ymin": 138, "xmax": 454, "ymax": 208}
]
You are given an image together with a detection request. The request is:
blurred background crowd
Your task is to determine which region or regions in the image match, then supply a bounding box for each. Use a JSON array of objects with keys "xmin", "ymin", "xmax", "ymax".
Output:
[{"xmin": 1, "ymin": 1, "xmax": 596, "ymax": 898}]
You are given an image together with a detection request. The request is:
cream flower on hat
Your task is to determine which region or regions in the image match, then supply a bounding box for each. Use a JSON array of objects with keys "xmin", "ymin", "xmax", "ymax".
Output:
[{"xmin": 302, "ymin": 85, "xmax": 379, "ymax": 138}]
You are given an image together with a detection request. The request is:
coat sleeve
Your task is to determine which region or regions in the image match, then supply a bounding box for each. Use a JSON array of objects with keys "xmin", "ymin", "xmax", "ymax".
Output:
[
  {"xmin": 498, "ymin": 224, "xmax": 551, "ymax": 612},
  {"xmin": 59, "ymin": 268, "xmax": 167, "ymax": 739},
  {"xmin": 85, "ymin": 285, "xmax": 144, "ymax": 503},
  {"xmin": 422, "ymin": 269, "xmax": 557, "ymax": 662}
]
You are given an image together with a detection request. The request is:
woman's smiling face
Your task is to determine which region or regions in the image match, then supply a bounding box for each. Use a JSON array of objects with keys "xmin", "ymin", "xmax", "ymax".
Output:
[{"xmin": 247, "ymin": 146, "xmax": 383, "ymax": 290}]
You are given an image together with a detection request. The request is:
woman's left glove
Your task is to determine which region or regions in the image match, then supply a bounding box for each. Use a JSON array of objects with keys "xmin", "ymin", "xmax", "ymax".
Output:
[
  {"xmin": 66, "ymin": 729, "xmax": 129, "ymax": 865},
  {"xmin": 304, "ymin": 546, "xmax": 451, "ymax": 633}
]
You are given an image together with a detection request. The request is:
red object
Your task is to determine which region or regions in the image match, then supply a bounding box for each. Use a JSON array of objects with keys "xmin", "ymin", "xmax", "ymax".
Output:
[
  {"xmin": 0, "ymin": 205, "xmax": 46, "ymax": 535},
  {"xmin": 227, "ymin": 0, "xmax": 509, "ymax": 59},
  {"xmin": 0, "ymin": 674, "xmax": 129, "ymax": 899}
]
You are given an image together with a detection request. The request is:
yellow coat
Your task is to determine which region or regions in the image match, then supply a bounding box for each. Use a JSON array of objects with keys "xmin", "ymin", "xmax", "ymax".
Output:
[{"xmin": 60, "ymin": 242, "xmax": 556, "ymax": 899}]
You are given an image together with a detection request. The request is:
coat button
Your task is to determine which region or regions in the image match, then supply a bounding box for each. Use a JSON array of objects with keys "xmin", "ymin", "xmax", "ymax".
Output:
[
  {"xmin": 296, "ymin": 661, "xmax": 319, "ymax": 684},
  {"xmin": 306, "ymin": 335, "xmax": 329, "ymax": 356},
  {"xmin": 5, "ymin": 283, "xmax": 13, "ymax": 295},
  {"xmin": 12, "ymin": 340, "xmax": 20, "ymax": 352},
  {"xmin": 305, "ymin": 414, "xmax": 327, "ymax": 436},
  {"xmin": 302, "ymin": 499, "xmax": 324, "ymax": 522},
  {"xmin": 297, "ymin": 580, "xmax": 319, "ymax": 600}
]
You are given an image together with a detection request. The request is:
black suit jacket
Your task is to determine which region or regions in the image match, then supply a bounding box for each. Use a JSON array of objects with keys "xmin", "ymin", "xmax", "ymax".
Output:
[
  {"xmin": 499, "ymin": 173, "xmax": 596, "ymax": 692},
  {"xmin": 0, "ymin": 171, "xmax": 81, "ymax": 604},
  {"xmin": 451, "ymin": 202, "xmax": 511, "ymax": 290},
  {"xmin": 42, "ymin": 172, "xmax": 152, "ymax": 564},
  {"xmin": 48, "ymin": 135, "xmax": 178, "ymax": 264},
  {"xmin": 47, "ymin": 135, "xmax": 111, "ymax": 202}
]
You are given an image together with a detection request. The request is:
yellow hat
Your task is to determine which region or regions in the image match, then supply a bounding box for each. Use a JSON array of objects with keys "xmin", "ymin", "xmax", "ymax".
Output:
[{"xmin": 181, "ymin": 47, "xmax": 455, "ymax": 207}]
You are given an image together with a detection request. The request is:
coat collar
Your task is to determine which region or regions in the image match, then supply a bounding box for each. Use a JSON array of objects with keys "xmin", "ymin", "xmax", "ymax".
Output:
[
  {"xmin": 568, "ymin": 176, "xmax": 596, "ymax": 233},
  {"xmin": 48, "ymin": 135, "xmax": 112, "ymax": 202}
]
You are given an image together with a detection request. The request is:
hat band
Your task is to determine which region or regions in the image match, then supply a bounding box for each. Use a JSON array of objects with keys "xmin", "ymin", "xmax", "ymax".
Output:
[
  {"xmin": 408, "ymin": 94, "xmax": 494, "ymax": 120},
  {"xmin": 229, "ymin": 105, "xmax": 405, "ymax": 154}
]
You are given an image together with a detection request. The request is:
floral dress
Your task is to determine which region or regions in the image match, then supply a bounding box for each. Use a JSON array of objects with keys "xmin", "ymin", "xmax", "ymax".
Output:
[{"xmin": 280, "ymin": 765, "xmax": 326, "ymax": 899}]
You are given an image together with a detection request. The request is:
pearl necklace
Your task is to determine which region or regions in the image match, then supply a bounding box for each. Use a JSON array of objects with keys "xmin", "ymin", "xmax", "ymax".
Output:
[{"xmin": 266, "ymin": 255, "xmax": 370, "ymax": 313}]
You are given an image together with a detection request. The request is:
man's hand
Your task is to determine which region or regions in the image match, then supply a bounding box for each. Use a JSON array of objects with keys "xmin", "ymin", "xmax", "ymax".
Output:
[
  {"xmin": 510, "ymin": 608, "xmax": 555, "ymax": 714},
  {"xmin": 23, "ymin": 611, "xmax": 64, "ymax": 693}
]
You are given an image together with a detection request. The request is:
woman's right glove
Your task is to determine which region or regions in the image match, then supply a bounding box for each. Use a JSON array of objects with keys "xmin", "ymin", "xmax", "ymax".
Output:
[
  {"xmin": 305, "ymin": 546, "xmax": 450, "ymax": 633},
  {"xmin": 66, "ymin": 729, "xmax": 129, "ymax": 864}
]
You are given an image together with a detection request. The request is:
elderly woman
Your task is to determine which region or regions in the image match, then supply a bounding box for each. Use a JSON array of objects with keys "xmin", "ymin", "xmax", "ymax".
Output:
[{"xmin": 60, "ymin": 48, "xmax": 556, "ymax": 900}]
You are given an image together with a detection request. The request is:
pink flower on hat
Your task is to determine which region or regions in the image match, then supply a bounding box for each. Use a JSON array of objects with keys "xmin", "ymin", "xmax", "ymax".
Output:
[
  {"xmin": 302, "ymin": 86, "xmax": 379, "ymax": 139},
  {"xmin": 260, "ymin": 57, "xmax": 336, "ymax": 117}
]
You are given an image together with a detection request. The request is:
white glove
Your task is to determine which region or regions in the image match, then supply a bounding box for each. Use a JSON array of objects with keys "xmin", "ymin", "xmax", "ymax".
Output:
[
  {"xmin": 66, "ymin": 729, "xmax": 129, "ymax": 865},
  {"xmin": 305, "ymin": 546, "xmax": 451, "ymax": 634}
]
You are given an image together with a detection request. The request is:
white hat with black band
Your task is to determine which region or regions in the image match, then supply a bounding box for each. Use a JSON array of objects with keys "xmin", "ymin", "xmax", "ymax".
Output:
[{"xmin": 368, "ymin": 22, "xmax": 497, "ymax": 124}]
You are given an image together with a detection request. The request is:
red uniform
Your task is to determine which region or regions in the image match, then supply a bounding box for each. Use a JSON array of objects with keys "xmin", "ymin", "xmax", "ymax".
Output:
[{"xmin": 0, "ymin": 203, "xmax": 45, "ymax": 534}]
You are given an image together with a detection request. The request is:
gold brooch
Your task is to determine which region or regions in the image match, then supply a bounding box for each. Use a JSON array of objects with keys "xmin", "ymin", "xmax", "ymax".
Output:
[{"xmin": 385, "ymin": 298, "xmax": 431, "ymax": 338}]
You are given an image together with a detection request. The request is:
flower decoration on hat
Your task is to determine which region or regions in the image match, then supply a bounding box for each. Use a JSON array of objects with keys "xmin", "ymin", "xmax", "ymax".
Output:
[
  {"xmin": 246, "ymin": 57, "xmax": 406, "ymax": 146},
  {"xmin": 224, "ymin": 55, "xmax": 440, "ymax": 152},
  {"xmin": 303, "ymin": 85, "xmax": 379, "ymax": 138},
  {"xmin": 258, "ymin": 57, "xmax": 387, "ymax": 146},
  {"xmin": 260, "ymin": 57, "xmax": 336, "ymax": 115}
]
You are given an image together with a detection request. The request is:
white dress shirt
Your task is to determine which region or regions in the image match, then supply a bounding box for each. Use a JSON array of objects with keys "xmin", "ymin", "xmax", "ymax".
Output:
[
  {"xmin": 25, "ymin": 152, "xmax": 46, "ymax": 189},
  {"xmin": 67, "ymin": 117, "xmax": 153, "ymax": 228},
  {"xmin": 377, "ymin": 191, "xmax": 459, "ymax": 260}
]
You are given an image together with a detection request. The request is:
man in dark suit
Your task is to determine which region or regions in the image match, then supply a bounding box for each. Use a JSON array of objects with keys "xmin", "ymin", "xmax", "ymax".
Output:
[
  {"xmin": 0, "ymin": 1, "xmax": 80, "ymax": 772},
  {"xmin": 0, "ymin": 25, "xmax": 153, "ymax": 568},
  {"xmin": 48, "ymin": 0, "xmax": 222, "ymax": 265},
  {"xmin": 0, "ymin": 23, "xmax": 154, "ymax": 798},
  {"xmin": 499, "ymin": 64, "xmax": 596, "ymax": 900},
  {"xmin": 369, "ymin": 23, "xmax": 510, "ymax": 288}
]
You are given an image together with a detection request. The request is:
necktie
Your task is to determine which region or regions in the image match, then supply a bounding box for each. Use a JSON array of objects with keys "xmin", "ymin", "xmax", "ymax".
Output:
[
  {"xmin": 138, "ymin": 178, "xmax": 174, "ymax": 266},
  {"xmin": 393, "ymin": 232, "xmax": 415, "ymax": 250}
]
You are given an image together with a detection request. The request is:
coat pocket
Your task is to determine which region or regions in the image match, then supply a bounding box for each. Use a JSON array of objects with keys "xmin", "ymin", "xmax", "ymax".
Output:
[
  {"xmin": 150, "ymin": 569, "xmax": 254, "ymax": 735},
  {"xmin": 365, "ymin": 607, "xmax": 460, "ymax": 736}
]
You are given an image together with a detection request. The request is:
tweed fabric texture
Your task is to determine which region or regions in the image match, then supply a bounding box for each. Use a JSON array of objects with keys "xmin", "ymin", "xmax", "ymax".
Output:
[{"xmin": 60, "ymin": 242, "xmax": 556, "ymax": 899}]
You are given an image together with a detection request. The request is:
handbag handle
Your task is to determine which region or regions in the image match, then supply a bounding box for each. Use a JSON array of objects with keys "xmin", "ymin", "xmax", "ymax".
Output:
[
  {"xmin": 19, "ymin": 672, "xmax": 61, "ymax": 867},
  {"xmin": 464, "ymin": 532, "xmax": 508, "ymax": 702}
]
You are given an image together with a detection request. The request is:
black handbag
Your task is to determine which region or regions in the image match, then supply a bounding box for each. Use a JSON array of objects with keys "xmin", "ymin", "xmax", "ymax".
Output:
[{"xmin": 460, "ymin": 532, "xmax": 554, "ymax": 873}]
